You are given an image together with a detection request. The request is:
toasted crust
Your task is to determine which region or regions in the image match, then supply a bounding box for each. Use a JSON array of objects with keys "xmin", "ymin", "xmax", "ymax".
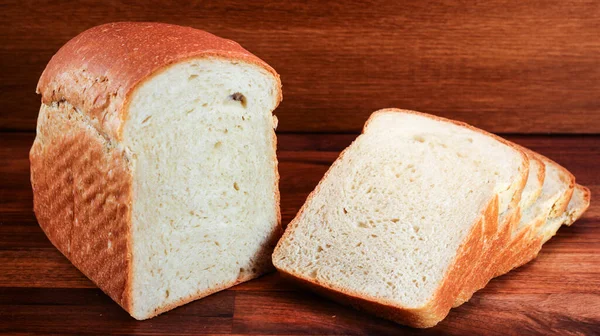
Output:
[
  {"xmin": 274, "ymin": 108, "xmax": 524, "ymax": 327},
  {"xmin": 32, "ymin": 22, "xmax": 282, "ymax": 319},
  {"xmin": 30, "ymin": 102, "xmax": 133, "ymax": 311}
]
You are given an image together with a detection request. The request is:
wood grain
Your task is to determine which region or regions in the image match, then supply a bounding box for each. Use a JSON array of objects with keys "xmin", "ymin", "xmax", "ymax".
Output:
[
  {"xmin": 1, "ymin": 132, "xmax": 599, "ymax": 335},
  {"xmin": 1, "ymin": 0, "xmax": 600, "ymax": 133}
]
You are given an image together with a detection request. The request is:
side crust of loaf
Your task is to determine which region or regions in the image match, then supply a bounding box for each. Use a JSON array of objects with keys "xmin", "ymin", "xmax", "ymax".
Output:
[{"xmin": 30, "ymin": 102, "xmax": 133, "ymax": 311}]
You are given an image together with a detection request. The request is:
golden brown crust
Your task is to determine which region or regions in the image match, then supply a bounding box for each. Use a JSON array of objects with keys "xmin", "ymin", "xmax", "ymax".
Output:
[
  {"xmin": 37, "ymin": 22, "xmax": 282, "ymax": 141},
  {"xmin": 30, "ymin": 102, "xmax": 132, "ymax": 311}
]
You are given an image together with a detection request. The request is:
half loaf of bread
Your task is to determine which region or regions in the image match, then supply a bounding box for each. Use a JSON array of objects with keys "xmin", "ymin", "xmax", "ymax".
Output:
[{"xmin": 30, "ymin": 22, "xmax": 282, "ymax": 319}]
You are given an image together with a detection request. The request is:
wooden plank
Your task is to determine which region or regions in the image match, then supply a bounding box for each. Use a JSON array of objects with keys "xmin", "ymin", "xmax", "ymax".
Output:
[
  {"xmin": 0, "ymin": 288, "xmax": 235, "ymax": 335},
  {"xmin": 233, "ymin": 290, "xmax": 600, "ymax": 335},
  {"xmin": 2, "ymin": 1, "xmax": 600, "ymax": 133},
  {"xmin": 1, "ymin": 132, "xmax": 599, "ymax": 334}
]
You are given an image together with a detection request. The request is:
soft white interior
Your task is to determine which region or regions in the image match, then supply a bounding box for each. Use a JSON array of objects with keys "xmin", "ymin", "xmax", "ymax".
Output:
[
  {"xmin": 273, "ymin": 111, "xmax": 524, "ymax": 308},
  {"xmin": 123, "ymin": 58, "xmax": 279, "ymax": 319}
]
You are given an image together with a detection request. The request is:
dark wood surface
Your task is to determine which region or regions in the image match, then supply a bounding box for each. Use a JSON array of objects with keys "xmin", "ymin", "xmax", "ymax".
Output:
[
  {"xmin": 2, "ymin": 1, "xmax": 600, "ymax": 333},
  {"xmin": 1, "ymin": 132, "xmax": 599, "ymax": 335},
  {"xmin": 2, "ymin": 0, "xmax": 600, "ymax": 133}
]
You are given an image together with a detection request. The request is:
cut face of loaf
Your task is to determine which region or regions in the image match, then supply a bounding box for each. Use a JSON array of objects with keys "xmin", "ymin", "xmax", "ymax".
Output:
[
  {"xmin": 272, "ymin": 109, "xmax": 527, "ymax": 328},
  {"xmin": 125, "ymin": 59, "xmax": 280, "ymax": 318},
  {"xmin": 30, "ymin": 23, "xmax": 282, "ymax": 320}
]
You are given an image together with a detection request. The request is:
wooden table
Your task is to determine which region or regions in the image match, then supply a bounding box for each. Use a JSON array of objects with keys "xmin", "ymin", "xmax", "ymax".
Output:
[
  {"xmin": 1, "ymin": 132, "xmax": 599, "ymax": 335},
  {"xmin": 2, "ymin": 0, "xmax": 600, "ymax": 334}
]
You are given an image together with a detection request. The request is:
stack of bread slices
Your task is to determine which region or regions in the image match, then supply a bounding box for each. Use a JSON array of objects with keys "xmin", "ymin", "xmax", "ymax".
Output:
[{"xmin": 273, "ymin": 109, "xmax": 590, "ymax": 328}]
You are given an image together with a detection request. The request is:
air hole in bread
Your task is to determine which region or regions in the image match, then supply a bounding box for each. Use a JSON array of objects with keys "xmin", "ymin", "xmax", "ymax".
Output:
[
  {"xmin": 233, "ymin": 182, "xmax": 240, "ymax": 191},
  {"xmin": 141, "ymin": 116, "xmax": 152, "ymax": 124},
  {"xmin": 214, "ymin": 141, "xmax": 222, "ymax": 149},
  {"xmin": 188, "ymin": 74, "xmax": 198, "ymax": 80},
  {"xmin": 229, "ymin": 92, "xmax": 247, "ymax": 107}
]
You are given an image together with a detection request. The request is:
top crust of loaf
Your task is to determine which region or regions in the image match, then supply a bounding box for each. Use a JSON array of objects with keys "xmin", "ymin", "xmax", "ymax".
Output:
[{"xmin": 37, "ymin": 22, "xmax": 282, "ymax": 141}]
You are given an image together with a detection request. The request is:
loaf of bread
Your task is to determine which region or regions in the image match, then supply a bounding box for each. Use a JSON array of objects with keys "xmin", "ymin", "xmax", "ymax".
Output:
[
  {"xmin": 272, "ymin": 109, "xmax": 590, "ymax": 328},
  {"xmin": 30, "ymin": 22, "xmax": 282, "ymax": 319}
]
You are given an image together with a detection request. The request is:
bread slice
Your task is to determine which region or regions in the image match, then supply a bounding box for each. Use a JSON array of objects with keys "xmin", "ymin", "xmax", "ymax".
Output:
[
  {"xmin": 542, "ymin": 184, "xmax": 590, "ymax": 234},
  {"xmin": 497, "ymin": 182, "xmax": 586, "ymax": 277},
  {"xmin": 30, "ymin": 22, "xmax": 282, "ymax": 319},
  {"xmin": 452, "ymin": 150, "xmax": 544, "ymax": 306},
  {"xmin": 272, "ymin": 109, "xmax": 528, "ymax": 328},
  {"xmin": 453, "ymin": 153, "xmax": 573, "ymax": 306},
  {"xmin": 493, "ymin": 155, "xmax": 575, "ymax": 276}
]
